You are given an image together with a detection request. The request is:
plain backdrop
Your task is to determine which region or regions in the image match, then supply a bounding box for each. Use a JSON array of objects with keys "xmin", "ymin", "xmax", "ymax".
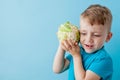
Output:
[{"xmin": 0, "ymin": 0, "xmax": 120, "ymax": 80}]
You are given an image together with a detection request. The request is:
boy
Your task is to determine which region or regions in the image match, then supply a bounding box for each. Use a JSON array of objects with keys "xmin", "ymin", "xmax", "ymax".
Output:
[{"xmin": 53, "ymin": 4, "xmax": 113, "ymax": 80}]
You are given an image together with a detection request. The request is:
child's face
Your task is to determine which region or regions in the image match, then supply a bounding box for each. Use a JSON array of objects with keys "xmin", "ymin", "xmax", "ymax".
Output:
[{"xmin": 80, "ymin": 18, "xmax": 110, "ymax": 53}]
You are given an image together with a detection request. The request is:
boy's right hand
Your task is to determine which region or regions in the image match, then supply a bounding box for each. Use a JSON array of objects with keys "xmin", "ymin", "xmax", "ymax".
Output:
[
  {"xmin": 60, "ymin": 40, "xmax": 71, "ymax": 52},
  {"xmin": 60, "ymin": 39, "xmax": 77, "ymax": 52},
  {"xmin": 60, "ymin": 39, "xmax": 80, "ymax": 56}
]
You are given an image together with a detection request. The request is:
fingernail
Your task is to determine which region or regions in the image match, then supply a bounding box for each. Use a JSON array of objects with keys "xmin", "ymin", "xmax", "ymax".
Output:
[{"xmin": 75, "ymin": 42, "xmax": 78, "ymax": 45}]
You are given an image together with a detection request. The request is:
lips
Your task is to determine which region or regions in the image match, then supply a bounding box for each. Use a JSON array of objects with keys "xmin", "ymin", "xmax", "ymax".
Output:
[{"xmin": 85, "ymin": 44, "xmax": 93, "ymax": 48}]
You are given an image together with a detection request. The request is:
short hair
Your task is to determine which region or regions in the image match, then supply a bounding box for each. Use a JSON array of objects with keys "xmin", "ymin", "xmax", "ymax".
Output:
[{"xmin": 81, "ymin": 4, "xmax": 112, "ymax": 31}]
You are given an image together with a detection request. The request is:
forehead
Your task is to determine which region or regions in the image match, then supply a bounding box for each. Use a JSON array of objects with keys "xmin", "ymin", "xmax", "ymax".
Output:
[{"xmin": 80, "ymin": 18, "xmax": 106, "ymax": 32}]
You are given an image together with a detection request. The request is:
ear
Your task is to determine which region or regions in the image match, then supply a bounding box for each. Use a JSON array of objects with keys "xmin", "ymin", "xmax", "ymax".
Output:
[{"xmin": 106, "ymin": 32, "xmax": 112, "ymax": 42}]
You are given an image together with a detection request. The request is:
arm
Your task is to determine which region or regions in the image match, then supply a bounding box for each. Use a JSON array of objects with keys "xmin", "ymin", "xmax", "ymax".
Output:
[
  {"xmin": 64, "ymin": 39, "xmax": 100, "ymax": 80},
  {"xmin": 73, "ymin": 54, "xmax": 100, "ymax": 80},
  {"xmin": 53, "ymin": 43, "xmax": 70, "ymax": 73}
]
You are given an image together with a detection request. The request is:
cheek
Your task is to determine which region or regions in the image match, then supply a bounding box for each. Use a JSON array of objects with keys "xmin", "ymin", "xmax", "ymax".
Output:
[
  {"xmin": 95, "ymin": 39, "xmax": 105, "ymax": 46},
  {"xmin": 80, "ymin": 36, "xmax": 84, "ymax": 43}
]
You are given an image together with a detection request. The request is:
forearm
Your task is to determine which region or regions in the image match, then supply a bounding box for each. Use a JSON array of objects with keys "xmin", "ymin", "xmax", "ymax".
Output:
[
  {"xmin": 73, "ymin": 53, "xmax": 86, "ymax": 80},
  {"xmin": 53, "ymin": 45, "xmax": 66, "ymax": 73}
]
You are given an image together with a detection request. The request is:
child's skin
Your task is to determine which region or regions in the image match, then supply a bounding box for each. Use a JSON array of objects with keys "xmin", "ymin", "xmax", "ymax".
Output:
[
  {"xmin": 53, "ymin": 4, "xmax": 112, "ymax": 80},
  {"xmin": 53, "ymin": 17, "xmax": 112, "ymax": 79}
]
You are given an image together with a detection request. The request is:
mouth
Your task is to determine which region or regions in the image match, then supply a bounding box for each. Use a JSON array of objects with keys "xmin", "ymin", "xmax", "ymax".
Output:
[{"xmin": 85, "ymin": 44, "xmax": 93, "ymax": 49}]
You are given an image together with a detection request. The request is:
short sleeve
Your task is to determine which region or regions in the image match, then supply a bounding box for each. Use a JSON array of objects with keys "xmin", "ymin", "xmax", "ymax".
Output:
[
  {"xmin": 88, "ymin": 57, "xmax": 113, "ymax": 80},
  {"xmin": 65, "ymin": 52, "xmax": 72, "ymax": 62}
]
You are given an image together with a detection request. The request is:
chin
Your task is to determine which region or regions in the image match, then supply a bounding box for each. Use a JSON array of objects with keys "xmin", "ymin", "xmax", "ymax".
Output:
[
  {"xmin": 85, "ymin": 50, "xmax": 93, "ymax": 54},
  {"xmin": 84, "ymin": 49, "xmax": 96, "ymax": 54}
]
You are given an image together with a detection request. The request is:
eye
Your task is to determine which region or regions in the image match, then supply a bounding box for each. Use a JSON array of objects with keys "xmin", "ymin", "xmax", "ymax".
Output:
[
  {"xmin": 80, "ymin": 32, "xmax": 86, "ymax": 35},
  {"xmin": 94, "ymin": 35, "xmax": 101, "ymax": 37}
]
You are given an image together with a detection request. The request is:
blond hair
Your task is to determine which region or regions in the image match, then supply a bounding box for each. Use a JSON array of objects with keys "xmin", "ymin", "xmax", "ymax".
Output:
[{"xmin": 81, "ymin": 4, "xmax": 112, "ymax": 31}]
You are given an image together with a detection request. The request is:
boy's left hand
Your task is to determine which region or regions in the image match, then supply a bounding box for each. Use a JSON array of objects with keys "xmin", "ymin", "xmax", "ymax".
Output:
[{"xmin": 62, "ymin": 39, "xmax": 80, "ymax": 56}]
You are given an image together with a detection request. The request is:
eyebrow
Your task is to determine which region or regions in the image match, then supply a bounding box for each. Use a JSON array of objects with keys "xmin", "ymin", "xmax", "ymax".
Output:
[{"xmin": 79, "ymin": 30, "xmax": 102, "ymax": 33}]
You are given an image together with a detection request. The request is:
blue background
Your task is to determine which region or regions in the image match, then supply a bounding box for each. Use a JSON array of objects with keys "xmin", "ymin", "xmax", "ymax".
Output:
[{"xmin": 0, "ymin": 0, "xmax": 120, "ymax": 80}]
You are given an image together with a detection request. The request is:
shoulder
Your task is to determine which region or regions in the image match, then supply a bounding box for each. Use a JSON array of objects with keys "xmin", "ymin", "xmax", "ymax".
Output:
[
  {"xmin": 95, "ymin": 48, "xmax": 112, "ymax": 62},
  {"xmin": 91, "ymin": 47, "xmax": 113, "ymax": 69},
  {"xmin": 88, "ymin": 48, "xmax": 113, "ymax": 80}
]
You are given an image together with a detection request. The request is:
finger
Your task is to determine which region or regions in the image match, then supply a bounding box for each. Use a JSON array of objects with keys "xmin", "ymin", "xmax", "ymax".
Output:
[
  {"xmin": 61, "ymin": 41, "xmax": 67, "ymax": 50},
  {"xmin": 64, "ymin": 40, "xmax": 72, "ymax": 50},
  {"xmin": 74, "ymin": 41, "xmax": 78, "ymax": 46},
  {"xmin": 71, "ymin": 39, "xmax": 77, "ymax": 48},
  {"xmin": 67, "ymin": 39, "xmax": 74, "ymax": 47},
  {"xmin": 61, "ymin": 40, "xmax": 69, "ymax": 51}
]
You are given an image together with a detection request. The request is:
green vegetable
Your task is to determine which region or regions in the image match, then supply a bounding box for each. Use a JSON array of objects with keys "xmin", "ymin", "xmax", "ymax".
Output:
[{"xmin": 57, "ymin": 21, "xmax": 80, "ymax": 42}]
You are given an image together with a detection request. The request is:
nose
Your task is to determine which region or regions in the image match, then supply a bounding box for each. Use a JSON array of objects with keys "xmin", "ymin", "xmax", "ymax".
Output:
[{"xmin": 86, "ymin": 34, "xmax": 93, "ymax": 43}]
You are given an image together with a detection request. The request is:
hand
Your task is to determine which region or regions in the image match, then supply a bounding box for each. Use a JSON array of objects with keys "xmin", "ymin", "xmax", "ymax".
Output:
[{"xmin": 60, "ymin": 39, "xmax": 80, "ymax": 56}]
